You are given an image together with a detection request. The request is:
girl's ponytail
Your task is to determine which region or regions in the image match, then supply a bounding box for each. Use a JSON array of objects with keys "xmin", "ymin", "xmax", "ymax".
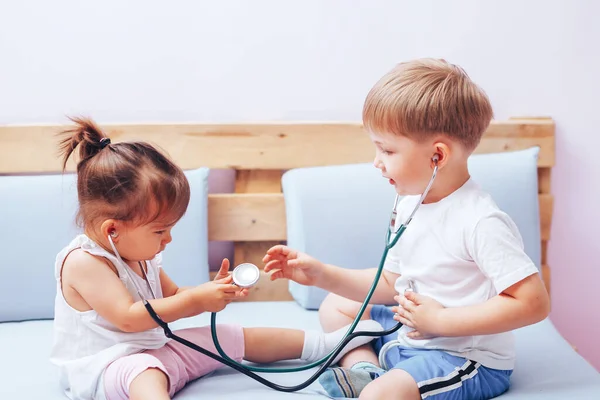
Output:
[
  {"xmin": 58, "ymin": 116, "xmax": 110, "ymax": 171},
  {"xmin": 56, "ymin": 115, "xmax": 190, "ymax": 230}
]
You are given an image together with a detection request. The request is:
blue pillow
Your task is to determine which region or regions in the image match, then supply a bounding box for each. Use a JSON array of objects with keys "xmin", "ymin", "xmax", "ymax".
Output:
[
  {"xmin": 0, "ymin": 167, "xmax": 210, "ymax": 322},
  {"xmin": 283, "ymin": 147, "xmax": 541, "ymax": 310}
]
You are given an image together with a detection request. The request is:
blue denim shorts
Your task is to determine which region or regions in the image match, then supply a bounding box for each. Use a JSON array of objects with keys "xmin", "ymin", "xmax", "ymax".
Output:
[{"xmin": 370, "ymin": 305, "xmax": 512, "ymax": 399}]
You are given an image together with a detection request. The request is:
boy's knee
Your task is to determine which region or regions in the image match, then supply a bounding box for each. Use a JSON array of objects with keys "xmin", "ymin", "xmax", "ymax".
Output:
[
  {"xmin": 320, "ymin": 293, "xmax": 366, "ymax": 316},
  {"xmin": 360, "ymin": 370, "xmax": 420, "ymax": 400},
  {"xmin": 318, "ymin": 294, "xmax": 373, "ymax": 331},
  {"xmin": 319, "ymin": 293, "xmax": 344, "ymax": 314}
]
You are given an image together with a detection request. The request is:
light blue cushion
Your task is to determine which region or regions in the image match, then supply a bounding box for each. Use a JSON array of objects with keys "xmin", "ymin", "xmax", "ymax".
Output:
[
  {"xmin": 0, "ymin": 167, "xmax": 210, "ymax": 322},
  {"xmin": 283, "ymin": 147, "xmax": 541, "ymax": 310},
  {"xmin": 2, "ymin": 302, "xmax": 599, "ymax": 399}
]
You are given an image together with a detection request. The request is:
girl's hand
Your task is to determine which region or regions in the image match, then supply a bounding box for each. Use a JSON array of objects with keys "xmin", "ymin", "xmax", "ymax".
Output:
[
  {"xmin": 213, "ymin": 258, "xmax": 233, "ymax": 281},
  {"xmin": 392, "ymin": 292, "xmax": 446, "ymax": 340},
  {"xmin": 263, "ymin": 245, "xmax": 325, "ymax": 286},
  {"xmin": 191, "ymin": 274, "xmax": 247, "ymax": 313}
]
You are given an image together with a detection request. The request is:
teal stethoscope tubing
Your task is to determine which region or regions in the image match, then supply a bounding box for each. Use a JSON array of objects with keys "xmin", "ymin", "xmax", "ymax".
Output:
[
  {"xmin": 144, "ymin": 227, "xmax": 404, "ymax": 392},
  {"xmin": 135, "ymin": 161, "xmax": 438, "ymax": 392}
]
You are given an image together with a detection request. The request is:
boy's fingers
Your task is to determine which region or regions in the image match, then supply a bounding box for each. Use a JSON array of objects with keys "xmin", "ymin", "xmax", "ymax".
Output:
[
  {"xmin": 395, "ymin": 315, "xmax": 413, "ymax": 328},
  {"xmin": 266, "ymin": 245, "xmax": 296, "ymax": 259},
  {"xmin": 264, "ymin": 260, "xmax": 283, "ymax": 272},
  {"xmin": 397, "ymin": 295, "xmax": 415, "ymax": 311},
  {"xmin": 269, "ymin": 270, "xmax": 283, "ymax": 281}
]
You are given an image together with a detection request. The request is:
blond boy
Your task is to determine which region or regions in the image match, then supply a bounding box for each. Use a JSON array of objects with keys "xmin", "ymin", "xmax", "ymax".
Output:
[{"xmin": 263, "ymin": 59, "xmax": 550, "ymax": 400}]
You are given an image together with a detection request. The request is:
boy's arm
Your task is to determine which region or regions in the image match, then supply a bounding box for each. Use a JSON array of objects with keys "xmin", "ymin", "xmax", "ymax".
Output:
[
  {"xmin": 263, "ymin": 245, "xmax": 399, "ymax": 304},
  {"xmin": 437, "ymin": 272, "xmax": 549, "ymax": 336},
  {"xmin": 318, "ymin": 264, "xmax": 399, "ymax": 304},
  {"xmin": 396, "ymin": 272, "xmax": 549, "ymax": 338},
  {"xmin": 395, "ymin": 213, "xmax": 550, "ymax": 339}
]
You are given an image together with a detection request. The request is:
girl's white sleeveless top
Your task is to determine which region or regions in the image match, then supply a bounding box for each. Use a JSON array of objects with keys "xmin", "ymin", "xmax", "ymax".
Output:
[{"xmin": 50, "ymin": 234, "xmax": 168, "ymax": 400}]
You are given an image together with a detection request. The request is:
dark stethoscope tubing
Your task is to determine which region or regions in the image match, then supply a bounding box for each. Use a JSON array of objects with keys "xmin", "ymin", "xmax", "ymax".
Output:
[{"xmin": 111, "ymin": 158, "xmax": 438, "ymax": 392}]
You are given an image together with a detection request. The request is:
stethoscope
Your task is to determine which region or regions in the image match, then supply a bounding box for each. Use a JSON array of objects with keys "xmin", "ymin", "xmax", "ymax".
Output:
[{"xmin": 106, "ymin": 156, "xmax": 439, "ymax": 393}]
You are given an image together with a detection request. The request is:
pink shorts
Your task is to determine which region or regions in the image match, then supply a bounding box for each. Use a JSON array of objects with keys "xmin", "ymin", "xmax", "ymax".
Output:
[{"xmin": 103, "ymin": 324, "xmax": 244, "ymax": 399}]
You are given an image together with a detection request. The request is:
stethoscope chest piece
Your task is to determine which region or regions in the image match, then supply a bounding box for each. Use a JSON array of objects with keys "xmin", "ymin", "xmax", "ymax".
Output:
[{"xmin": 232, "ymin": 263, "xmax": 260, "ymax": 288}]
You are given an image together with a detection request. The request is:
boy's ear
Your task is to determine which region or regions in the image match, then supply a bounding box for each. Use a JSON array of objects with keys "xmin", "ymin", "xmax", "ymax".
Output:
[{"xmin": 432, "ymin": 142, "xmax": 450, "ymax": 168}]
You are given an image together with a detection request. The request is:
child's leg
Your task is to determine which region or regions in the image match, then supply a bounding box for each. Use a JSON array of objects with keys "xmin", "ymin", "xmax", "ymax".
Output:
[
  {"xmin": 319, "ymin": 296, "xmax": 406, "ymax": 398},
  {"xmin": 129, "ymin": 368, "xmax": 171, "ymax": 400},
  {"xmin": 359, "ymin": 369, "xmax": 420, "ymax": 400},
  {"xmin": 242, "ymin": 327, "xmax": 303, "ymax": 362},
  {"xmin": 318, "ymin": 293, "xmax": 380, "ymax": 368},
  {"xmin": 326, "ymin": 348, "xmax": 513, "ymax": 399},
  {"xmin": 242, "ymin": 317, "xmax": 383, "ymax": 364},
  {"xmin": 103, "ymin": 353, "xmax": 171, "ymax": 400},
  {"xmin": 155, "ymin": 324, "xmax": 246, "ymax": 392}
]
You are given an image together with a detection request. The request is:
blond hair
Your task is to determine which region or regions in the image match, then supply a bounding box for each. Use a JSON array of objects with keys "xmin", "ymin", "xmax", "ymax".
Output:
[{"xmin": 362, "ymin": 58, "xmax": 493, "ymax": 150}]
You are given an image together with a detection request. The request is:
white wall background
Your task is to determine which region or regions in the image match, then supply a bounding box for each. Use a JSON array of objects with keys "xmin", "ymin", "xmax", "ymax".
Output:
[{"xmin": 1, "ymin": 0, "xmax": 599, "ymax": 370}]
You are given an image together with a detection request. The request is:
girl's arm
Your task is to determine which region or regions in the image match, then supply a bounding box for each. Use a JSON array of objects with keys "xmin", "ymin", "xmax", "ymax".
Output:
[
  {"xmin": 63, "ymin": 250, "xmax": 241, "ymax": 333},
  {"xmin": 159, "ymin": 269, "xmax": 192, "ymax": 297},
  {"xmin": 160, "ymin": 258, "xmax": 234, "ymax": 298}
]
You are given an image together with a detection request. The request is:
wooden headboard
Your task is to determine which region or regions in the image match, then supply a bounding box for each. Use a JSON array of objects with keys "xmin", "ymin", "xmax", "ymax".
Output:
[{"xmin": 0, "ymin": 117, "xmax": 554, "ymax": 302}]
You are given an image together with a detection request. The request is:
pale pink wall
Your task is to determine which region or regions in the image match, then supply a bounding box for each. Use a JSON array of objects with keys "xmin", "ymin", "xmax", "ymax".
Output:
[{"xmin": 549, "ymin": 120, "xmax": 600, "ymax": 370}]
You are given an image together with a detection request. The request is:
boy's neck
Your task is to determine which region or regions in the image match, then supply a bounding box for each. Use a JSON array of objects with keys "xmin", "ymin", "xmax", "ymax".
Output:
[{"xmin": 422, "ymin": 163, "xmax": 470, "ymax": 204}]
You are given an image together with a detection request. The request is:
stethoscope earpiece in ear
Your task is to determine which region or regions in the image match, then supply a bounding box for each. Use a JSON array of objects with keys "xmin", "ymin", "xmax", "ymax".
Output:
[
  {"xmin": 432, "ymin": 154, "xmax": 440, "ymax": 164},
  {"xmin": 110, "ymin": 231, "xmax": 118, "ymax": 238}
]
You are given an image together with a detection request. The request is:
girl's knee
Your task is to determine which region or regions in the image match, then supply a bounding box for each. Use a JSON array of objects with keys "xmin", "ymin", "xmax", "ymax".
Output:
[
  {"xmin": 129, "ymin": 368, "xmax": 170, "ymax": 400},
  {"xmin": 104, "ymin": 354, "xmax": 169, "ymax": 400},
  {"xmin": 175, "ymin": 324, "xmax": 244, "ymax": 355}
]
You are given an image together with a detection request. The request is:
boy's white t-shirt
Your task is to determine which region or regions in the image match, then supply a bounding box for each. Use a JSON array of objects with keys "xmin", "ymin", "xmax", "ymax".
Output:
[{"xmin": 384, "ymin": 178, "xmax": 539, "ymax": 371}]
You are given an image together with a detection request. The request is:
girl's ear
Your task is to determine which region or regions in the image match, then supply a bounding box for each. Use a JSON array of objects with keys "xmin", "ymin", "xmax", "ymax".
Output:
[{"xmin": 100, "ymin": 219, "xmax": 120, "ymax": 242}]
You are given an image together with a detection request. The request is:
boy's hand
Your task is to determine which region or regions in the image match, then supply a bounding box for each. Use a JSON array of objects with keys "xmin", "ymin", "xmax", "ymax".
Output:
[
  {"xmin": 263, "ymin": 245, "xmax": 324, "ymax": 286},
  {"xmin": 392, "ymin": 292, "xmax": 445, "ymax": 339}
]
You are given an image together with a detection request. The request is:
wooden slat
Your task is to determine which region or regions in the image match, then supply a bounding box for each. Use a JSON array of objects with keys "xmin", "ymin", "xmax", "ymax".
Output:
[
  {"xmin": 234, "ymin": 170, "xmax": 282, "ymax": 193},
  {"xmin": 232, "ymin": 241, "xmax": 292, "ymax": 302},
  {"xmin": 542, "ymin": 264, "xmax": 551, "ymax": 296},
  {"xmin": 473, "ymin": 136, "xmax": 554, "ymax": 166},
  {"xmin": 0, "ymin": 119, "xmax": 555, "ymax": 173},
  {"xmin": 208, "ymin": 193, "xmax": 553, "ymax": 242},
  {"xmin": 541, "ymin": 241, "xmax": 548, "ymax": 265},
  {"xmin": 538, "ymin": 167, "xmax": 551, "ymax": 194},
  {"xmin": 230, "ymin": 169, "xmax": 290, "ymax": 302},
  {"xmin": 208, "ymin": 193, "xmax": 286, "ymax": 241},
  {"xmin": 540, "ymin": 194, "xmax": 553, "ymax": 241}
]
